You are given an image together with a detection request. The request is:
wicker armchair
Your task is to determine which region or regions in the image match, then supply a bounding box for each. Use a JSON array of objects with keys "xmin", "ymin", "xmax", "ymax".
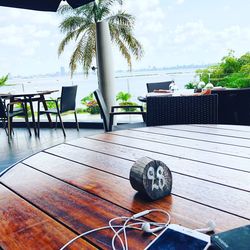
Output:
[
  {"xmin": 146, "ymin": 94, "xmax": 218, "ymax": 126},
  {"xmin": 146, "ymin": 81, "xmax": 173, "ymax": 93},
  {"xmin": 94, "ymin": 89, "xmax": 146, "ymax": 132}
]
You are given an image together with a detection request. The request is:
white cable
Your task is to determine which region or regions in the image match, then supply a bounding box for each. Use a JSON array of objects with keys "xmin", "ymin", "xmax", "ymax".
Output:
[
  {"xmin": 122, "ymin": 218, "xmax": 131, "ymax": 250},
  {"xmin": 110, "ymin": 209, "xmax": 171, "ymax": 250},
  {"xmin": 60, "ymin": 209, "xmax": 171, "ymax": 250},
  {"xmin": 109, "ymin": 216, "xmax": 129, "ymax": 250},
  {"xmin": 112, "ymin": 221, "xmax": 147, "ymax": 250},
  {"xmin": 109, "ymin": 217, "xmax": 145, "ymax": 250}
]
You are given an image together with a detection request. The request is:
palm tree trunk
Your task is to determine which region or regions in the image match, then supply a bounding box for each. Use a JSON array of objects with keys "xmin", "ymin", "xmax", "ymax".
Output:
[{"xmin": 96, "ymin": 21, "xmax": 116, "ymax": 112}]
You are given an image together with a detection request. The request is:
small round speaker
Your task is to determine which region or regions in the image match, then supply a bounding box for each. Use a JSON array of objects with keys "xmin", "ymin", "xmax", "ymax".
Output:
[{"xmin": 129, "ymin": 157, "xmax": 172, "ymax": 200}]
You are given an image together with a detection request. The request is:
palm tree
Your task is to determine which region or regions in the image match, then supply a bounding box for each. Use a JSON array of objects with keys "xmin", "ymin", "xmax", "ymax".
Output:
[{"xmin": 58, "ymin": 0, "xmax": 143, "ymax": 76}]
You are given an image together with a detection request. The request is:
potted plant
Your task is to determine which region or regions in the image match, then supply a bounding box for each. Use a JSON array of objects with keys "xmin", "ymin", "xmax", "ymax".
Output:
[
  {"xmin": 116, "ymin": 91, "xmax": 138, "ymax": 112},
  {"xmin": 81, "ymin": 93, "xmax": 100, "ymax": 114}
]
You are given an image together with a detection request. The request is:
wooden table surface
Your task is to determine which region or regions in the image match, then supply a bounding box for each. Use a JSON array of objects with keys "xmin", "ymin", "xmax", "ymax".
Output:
[
  {"xmin": 0, "ymin": 124, "xmax": 250, "ymax": 249},
  {"xmin": 0, "ymin": 90, "xmax": 58, "ymax": 98}
]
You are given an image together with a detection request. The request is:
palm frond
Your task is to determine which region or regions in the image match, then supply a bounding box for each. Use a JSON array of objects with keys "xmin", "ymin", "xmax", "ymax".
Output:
[
  {"xmin": 59, "ymin": 16, "xmax": 89, "ymax": 33},
  {"xmin": 96, "ymin": 0, "xmax": 124, "ymax": 21},
  {"xmin": 108, "ymin": 11, "xmax": 135, "ymax": 28},
  {"xmin": 68, "ymin": 27, "xmax": 96, "ymax": 76},
  {"xmin": 118, "ymin": 25, "xmax": 144, "ymax": 60},
  {"xmin": 74, "ymin": 2, "xmax": 96, "ymax": 18},
  {"xmin": 109, "ymin": 23, "xmax": 132, "ymax": 69},
  {"xmin": 110, "ymin": 22, "xmax": 143, "ymax": 62},
  {"xmin": 57, "ymin": 4, "xmax": 74, "ymax": 15},
  {"xmin": 82, "ymin": 30, "xmax": 96, "ymax": 75},
  {"xmin": 100, "ymin": 0, "xmax": 123, "ymax": 8},
  {"xmin": 69, "ymin": 37, "xmax": 85, "ymax": 77},
  {"xmin": 58, "ymin": 30, "xmax": 79, "ymax": 56}
]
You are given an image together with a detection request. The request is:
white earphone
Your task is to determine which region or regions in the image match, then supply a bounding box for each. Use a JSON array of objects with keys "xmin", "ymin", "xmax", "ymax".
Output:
[
  {"xmin": 141, "ymin": 222, "xmax": 166, "ymax": 233},
  {"xmin": 195, "ymin": 220, "xmax": 216, "ymax": 233},
  {"xmin": 131, "ymin": 209, "xmax": 171, "ymax": 234}
]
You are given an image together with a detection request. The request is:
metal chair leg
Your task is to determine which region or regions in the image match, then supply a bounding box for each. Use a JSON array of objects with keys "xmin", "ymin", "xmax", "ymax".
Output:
[
  {"xmin": 7, "ymin": 116, "xmax": 11, "ymax": 140},
  {"xmin": 74, "ymin": 111, "xmax": 79, "ymax": 131},
  {"xmin": 22, "ymin": 103, "xmax": 31, "ymax": 136},
  {"xmin": 37, "ymin": 101, "xmax": 41, "ymax": 137},
  {"xmin": 2, "ymin": 120, "xmax": 8, "ymax": 135},
  {"xmin": 109, "ymin": 114, "xmax": 114, "ymax": 132},
  {"xmin": 58, "ymin": 113, "xmax": 66, "ymax": 137},
  {"xmin": 55, "ymin": 115, "xmax": 58, "ymax": 129}
]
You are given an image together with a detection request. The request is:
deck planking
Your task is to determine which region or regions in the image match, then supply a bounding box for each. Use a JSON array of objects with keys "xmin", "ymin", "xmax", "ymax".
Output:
[
  {"xmin": 1, "ymin": 124, "xmax": 250, "ymax": 249},
  {"xmin": 0, "ymin": 185, "xmax": 94, "ymax": 250}
]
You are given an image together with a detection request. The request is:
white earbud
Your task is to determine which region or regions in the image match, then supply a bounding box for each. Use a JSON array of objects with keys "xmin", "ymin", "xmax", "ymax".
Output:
[
  {"xmin": 141, "ymin": 222, "xmax": 165, "ymax": 233},
  {"xmin": 195, "ymin": 220, "xmax": 216, "ymax": 233}
]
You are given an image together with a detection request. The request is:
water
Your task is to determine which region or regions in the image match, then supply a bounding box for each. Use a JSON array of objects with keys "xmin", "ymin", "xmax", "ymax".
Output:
[{"xmin": 2, "ymin": 67, "xmax": 198, "ymax": 107}]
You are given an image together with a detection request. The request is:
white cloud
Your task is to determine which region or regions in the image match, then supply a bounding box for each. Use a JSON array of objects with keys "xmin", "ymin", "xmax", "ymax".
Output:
[
  {"xmin": 142, "ymin": 21, "xmax": 250, "ymax": 67},
  {"xmin": 1, "ymin": 1, "xmax": 250, "ymax": 75}
]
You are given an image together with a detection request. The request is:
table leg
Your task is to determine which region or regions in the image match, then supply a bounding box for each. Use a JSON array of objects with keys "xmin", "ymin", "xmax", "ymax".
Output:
[
  {"xmin": 9, "ymin": 97, "xmax": 14, "ymax": 135},
  {"xmin": 40, "ymin": 95, "xmax": 53, "ymax": 127},
  {"xmin": 28, "ymin": 97, "xmax": 37, "ymax": 135}
]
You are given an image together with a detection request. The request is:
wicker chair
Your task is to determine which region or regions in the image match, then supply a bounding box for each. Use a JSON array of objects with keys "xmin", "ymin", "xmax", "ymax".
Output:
[
  {"xmin": 94, "ymin": 89, "xmax": 146, "ymax": 132},
  {"xmin": 146, "ymin": 81, "xmax": 173, "ymax": 93},
  {"xmin": 37, "ymin": 86, "xmax": 79, "ymax": 137},
  {"xmin": 146, "ymin": 94, "xmax": 218, "ymax": 126},
  {"xmin": 0, "ymin": 97, "xmax": 31, "ymax": 139}
]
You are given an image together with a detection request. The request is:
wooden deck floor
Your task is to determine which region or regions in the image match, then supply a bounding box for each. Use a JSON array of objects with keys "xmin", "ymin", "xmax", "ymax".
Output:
[
  {"xmin": 0, "ymin": 124, "xmax": 250, "ymax": 249},
  {"xmin": 0, "ymin": 127, "xmax": 103, "ymax": 173}
]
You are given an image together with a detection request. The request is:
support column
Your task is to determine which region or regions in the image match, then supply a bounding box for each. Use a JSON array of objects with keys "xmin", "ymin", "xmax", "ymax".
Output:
[{"xmin": 96, "ymin": 21, "xmax": 116, "ymax": 110}]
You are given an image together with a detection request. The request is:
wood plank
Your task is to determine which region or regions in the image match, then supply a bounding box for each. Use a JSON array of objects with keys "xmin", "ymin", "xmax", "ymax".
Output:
[
  {"xmin": 111, "ymin": 129, "xmax": 250, "ymax": 158},
  {"xmin": 43, "ymin": 145, "xmax": 250, "ymax": 218},
  {"xmin": 133, "ymin": 127, "xmax": 250, "ymax": 148},
  {"xmin": 158, "ymin": 125, "xmax": 250, "ymax": 139},
  {"xmin": 86, "ymin": 133, "xmax": 250, "ymax": 173},
  {"xmin": 194, "ymin": 124, "xmax": 250, "ymax": 132},
  {"xmin": 0, "ymin": 164, "xmax": 153, "ymax": 250},
  {"xmin": 23, "ymin": 152, "xmax": 250, "ymax": 232},
  {"xmin": 0, "ymin": 184, "xmax": 94, "ymax": 250},
  {"xmin": 66, "ymin": 137, "xmax": 250, "ymax": 191}
]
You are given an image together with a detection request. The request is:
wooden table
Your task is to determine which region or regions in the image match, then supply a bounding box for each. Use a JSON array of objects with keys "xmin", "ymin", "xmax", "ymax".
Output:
[
  {"xmin": 0, "ymin": 90, "xmax": 58, "ymax": 135},
  {"xmin": 0, "ymin": 124, "xmax": 249, "ymax": 249}
]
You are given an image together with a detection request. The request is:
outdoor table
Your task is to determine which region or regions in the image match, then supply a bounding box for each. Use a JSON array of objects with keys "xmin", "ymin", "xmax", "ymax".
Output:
[
  {"xmin": 0, "ymin": 90, "xmax": 58, "ymax": 135},
  {"xmin": 0, "ymin": 124, "xmax": 249, "ymax": 249}
]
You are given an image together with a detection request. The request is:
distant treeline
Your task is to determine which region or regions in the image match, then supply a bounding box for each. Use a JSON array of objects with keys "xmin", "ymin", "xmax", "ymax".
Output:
[{"xmin": 197, "ymin": 50, "xmax": 250, "ymax": 88}]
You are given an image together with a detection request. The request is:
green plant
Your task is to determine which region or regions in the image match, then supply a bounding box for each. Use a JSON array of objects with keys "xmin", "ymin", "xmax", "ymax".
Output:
[
  {"xmin": 46, "ymin": 98, "xmax": 57, "ymax": 109},
  {"xmin": 0, "ymin": 74, "xmax": 9, "ymax": 86},
  {"xmin": 118, "ymin": 101, "xmax": 138, "ymax": 111},
  {"xmin": 184, "ymin": 82, "xmax": 197, "ymax": 89},
  {"xmin": 85, "ymin": 100, "xmax": 100, "ymax": 114},
  {"xmin": 196, "ymin": 50, "xmax": 250, "ymax": 88},
  {"xmin": 81, "ymin": 93, "xmax": 100, "ymax": 114},
  {"xmin": 58, "ymin": 0, "xmax": 143, "ymax": 76},
  {"xmin": 116, "ymin": 91, "xmax": 138, "ymax": 111},
  {"xmin": 116, "ymin": 91, "xmax": 131, "ymax": 102}
]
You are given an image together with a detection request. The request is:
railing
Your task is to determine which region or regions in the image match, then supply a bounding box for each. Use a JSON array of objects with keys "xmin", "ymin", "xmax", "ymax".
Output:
[{"xmin": 2, "ymin": 69, "xmax": 197, "ymax": 122}]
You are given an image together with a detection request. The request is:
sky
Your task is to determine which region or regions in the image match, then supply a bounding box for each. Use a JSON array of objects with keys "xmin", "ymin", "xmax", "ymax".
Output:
[{"xmin": 1, "ymin": 0, "xmax": 250, "ymax": 77}]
